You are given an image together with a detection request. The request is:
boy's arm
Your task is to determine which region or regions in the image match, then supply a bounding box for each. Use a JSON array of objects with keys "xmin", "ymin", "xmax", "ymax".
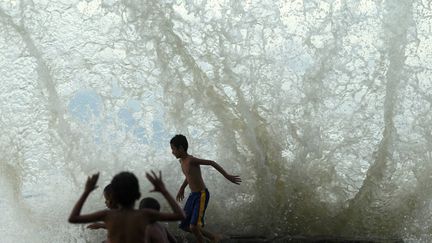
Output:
[
  {"xmin": 176, "ymin": 178, "xmax": 188, "ymax": 201},
  {"xmin": 191, "ymin": 158, "xmax": 241, "ymax": 185},
  {"xmin": 146, "ymin": 171, "xmax": 186, "ymax": 221},
  {"xmin": 68, "ymin": 173, "xmax": 108, "ymax": 223},
  {"xmin": 87, "ymin": 222, "xmax": 107, "ymax": 230}
]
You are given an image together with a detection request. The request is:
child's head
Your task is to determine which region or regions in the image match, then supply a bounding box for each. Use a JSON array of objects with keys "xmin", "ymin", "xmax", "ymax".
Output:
[
  {"xmin": 111, "ymin": 171, "xmax": 141, "ymax": 208},
  {"xmin": 103, "ymin": 184, "xmax": 116, "ymax": 209},
  {"xmin": 170, "ymin": 134, "xmax": 188, "ymax": 158},
  {"xmin": 139, "ymin": 197, "xmax": 160, "ymax": 211}
]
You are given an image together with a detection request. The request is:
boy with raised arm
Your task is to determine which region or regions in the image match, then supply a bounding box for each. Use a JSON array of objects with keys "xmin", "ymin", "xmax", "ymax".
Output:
[
  {"xmin": 170, "ymin": 134, "xmax": 241, "ymax": 243},
  {"xmin": 86, "ymin": 184, "xmax": 117, "ymax": 231},
  {"xmin": 68, "ymin": 171, "xmax": 185, "ymax": 243}
]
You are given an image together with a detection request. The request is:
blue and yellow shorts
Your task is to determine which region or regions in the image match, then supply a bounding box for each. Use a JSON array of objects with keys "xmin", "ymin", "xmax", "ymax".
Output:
[{"xmin": 179, "ymin": 189, "xmax": 210, "ymax": 230}]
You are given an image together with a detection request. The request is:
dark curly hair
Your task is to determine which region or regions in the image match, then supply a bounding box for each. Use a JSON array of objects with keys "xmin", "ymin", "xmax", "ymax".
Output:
[
  {"xmin": 110, "ymin": 171, "xmax": 141, "ymax": 208},
  {"xmin": 139, "ymin": 197, "xmax": 160, "ymax": 211},
  {"xmin": 170, "ymin": 134, "xmax": 188, "ymax": 152}
]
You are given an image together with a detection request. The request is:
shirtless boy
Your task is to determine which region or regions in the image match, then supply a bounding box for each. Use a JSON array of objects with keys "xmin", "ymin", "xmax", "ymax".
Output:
[
  {"xmin": 170, "ymin": 134, "xmax": 241, "ymax": 243},
  {"xmin": 69, "ymin": 171, "xmax": 185, "ymax": 243},
  {"xmin": 139, "ymin": 197, "xmax": 177, "ymax": 243}
]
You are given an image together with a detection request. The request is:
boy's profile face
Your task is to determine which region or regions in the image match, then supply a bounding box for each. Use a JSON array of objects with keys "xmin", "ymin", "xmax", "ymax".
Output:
[
  {"xmin": 104, "ymin": 192, "xmax": 115, "ymax": 209},
  {"xmin": 170, "ymin": 143, "xmax": 182, "ymax": 158}
]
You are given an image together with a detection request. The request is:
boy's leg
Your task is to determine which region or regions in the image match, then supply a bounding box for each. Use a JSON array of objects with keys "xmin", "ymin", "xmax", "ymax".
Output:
[
  {"xmin": 189, "ymin": 225, "xmax": 205, "ymax": 243},
  {"xmin": 189, "ymin": 189, "xmax": 211, "ymax": 242},
  {"xmin": 189, "ymin": 225, "xmax": 222, "ymax": 243},
  {"xmin": 200, "ymin": 227, "xmax": 222, "ymax": 243}
]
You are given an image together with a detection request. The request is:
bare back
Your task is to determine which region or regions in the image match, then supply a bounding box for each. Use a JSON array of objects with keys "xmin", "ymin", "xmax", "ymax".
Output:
[
  {"xmin": 181, "ymin": 156, "xmax": 206, "ymax": 192},
  {"xmin": 105, "ymin": 209, "xmax": 151, "ymax": 243}
]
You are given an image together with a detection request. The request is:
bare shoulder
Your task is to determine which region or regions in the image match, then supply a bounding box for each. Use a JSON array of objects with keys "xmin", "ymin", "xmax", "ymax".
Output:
[
  {"xmin": 190, "ymin": 156, "xmax": 214, "ymax": 166},
  {"xmin": 94, "ymin": 208, "xmax": 114, "ymax": 222},
  {"xmin": 188, "ymin": 156, "xmax": 202, "ymax": 165}
]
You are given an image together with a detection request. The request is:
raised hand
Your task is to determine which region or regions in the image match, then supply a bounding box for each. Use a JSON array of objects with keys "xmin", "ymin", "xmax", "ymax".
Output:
[
  {"xmin": 85, "ymin": 173, "xmax": 99, "ymax": 193},
  {"xmin": 146, "ymin": 170, "xmax": 166, "ymax": 193},
  {"xmin": 225, "ymin": 174, "xmax": 241, "ymax": 185}
]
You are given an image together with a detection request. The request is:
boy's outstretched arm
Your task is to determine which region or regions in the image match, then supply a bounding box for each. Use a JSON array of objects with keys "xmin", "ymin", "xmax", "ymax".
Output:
[
  {"xmin": 192, "ymin": 158, "xmax": 242, "ymax": 185},
  {"xmin": 146, "ymin": 171, "xmax": 186, "ymax": 221},
  {"xmin": 176, "ymin": 178, "xmax": 188, "ymax": 201},
  {"xmin": 69, "ymin": 173, "xmax": 108, "ymax": 223}
]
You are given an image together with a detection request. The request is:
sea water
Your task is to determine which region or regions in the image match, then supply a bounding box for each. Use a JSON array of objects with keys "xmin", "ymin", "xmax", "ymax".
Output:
[{"xmin": 1, "ymin": 0, "xmax": 432, "ymax": 242}]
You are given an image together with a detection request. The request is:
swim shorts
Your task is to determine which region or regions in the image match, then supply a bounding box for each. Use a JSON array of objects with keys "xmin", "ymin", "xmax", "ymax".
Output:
[{"xmin": 179, "ymin": 189, "xmax": 210, "ymax": 230}]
